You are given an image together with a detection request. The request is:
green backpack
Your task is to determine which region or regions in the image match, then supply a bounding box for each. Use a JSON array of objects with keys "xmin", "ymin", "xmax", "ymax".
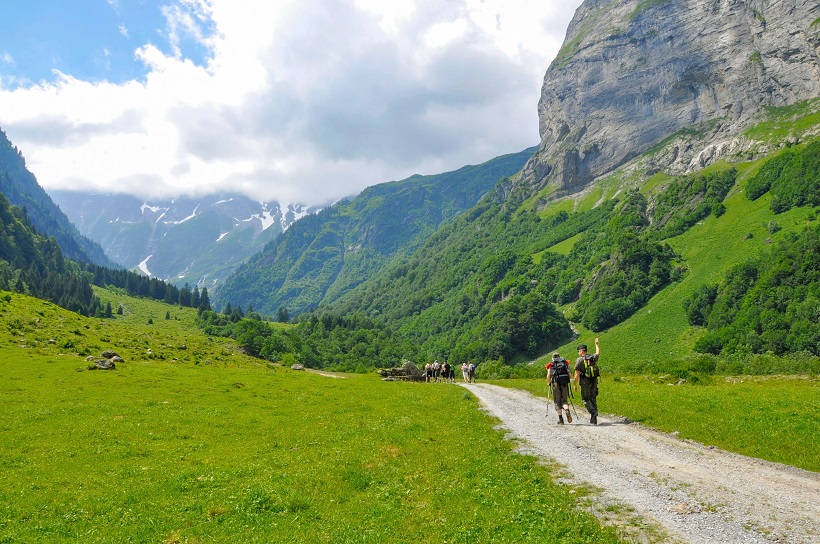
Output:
[{"xmin": 583, "ymin": 354, "xmax": 600, "ymax": 380}]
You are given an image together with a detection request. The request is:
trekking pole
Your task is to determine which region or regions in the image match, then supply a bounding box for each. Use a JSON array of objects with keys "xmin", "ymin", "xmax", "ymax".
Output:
[
  {"xmin": 545, "ymin": 380, "xmax": 552, "ymax": 418},
  {"xmin": 567, "ymin": 384, "xmax": 580, "ymax": 420}
]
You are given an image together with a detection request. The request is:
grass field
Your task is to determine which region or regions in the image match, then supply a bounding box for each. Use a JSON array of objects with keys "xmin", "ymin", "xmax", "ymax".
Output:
[
  {"xmin": 0, "ymin": 291, "xmax": 622, "ymax": 544},
  {"xmin": 2, "ymin": 281, "xmax": 818, "ymax": 543},
  {"xmin": 500, "ymin": 376, "xmax": 820, "ymax": 473}
]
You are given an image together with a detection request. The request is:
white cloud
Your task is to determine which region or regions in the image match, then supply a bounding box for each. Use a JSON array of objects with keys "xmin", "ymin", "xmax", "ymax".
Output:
[
  {"xmin": 1, "ymin": 52, "xmax": 14, "ymax": 66},
  {"xmin": 161, "ymin": 0, "xmax": 212, "ymax": 59},
  {"xmin": 0, "ymin": 0, "xmax": 582, "ymax": 205},
  {"xmin": 425, "ymin": 19, "xmax": 469, "ymax": 48},
  {"xmin": 354, "ymin": 0, "xmax": 415, "ymax": 34},
  {"xmin": 118, "ymin": 24, "xmax": 129, "ymax": 39}
]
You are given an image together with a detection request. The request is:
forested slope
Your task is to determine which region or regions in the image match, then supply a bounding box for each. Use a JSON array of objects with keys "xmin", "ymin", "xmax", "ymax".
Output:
[
  {"xmin": 0, "ymin": 129, "xmax": 117, "ymax": 268},
  {"xmin": 214, "ymin": 147, "xmax": 536, "ymax": 316}
]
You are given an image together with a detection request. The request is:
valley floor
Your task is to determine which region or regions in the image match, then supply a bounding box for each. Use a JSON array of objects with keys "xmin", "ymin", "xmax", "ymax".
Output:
[{"xmin": 461, "ymin": 383, "xmax": 819, "ymax": 544}]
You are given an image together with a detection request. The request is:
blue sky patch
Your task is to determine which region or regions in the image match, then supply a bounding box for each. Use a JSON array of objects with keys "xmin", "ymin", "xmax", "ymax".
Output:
[{"xmin": 0, "ymin": 0, "xmax": 213, "ymax": 86}]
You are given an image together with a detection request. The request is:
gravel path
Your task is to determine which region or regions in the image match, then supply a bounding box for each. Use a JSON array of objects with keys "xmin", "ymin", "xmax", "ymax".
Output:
[{"xmin": 460, "ymin": 382, "xmax": 820, "ymax": 544}]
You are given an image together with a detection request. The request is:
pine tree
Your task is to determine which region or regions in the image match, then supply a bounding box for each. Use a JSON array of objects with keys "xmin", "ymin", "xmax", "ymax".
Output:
[
  {"xmin": 199, "ymin": 287, "xmax": 211, "ymax": 311},
  {"xmin": 178, "ymin": 283, "xmax": 193, "ymax": 307}
]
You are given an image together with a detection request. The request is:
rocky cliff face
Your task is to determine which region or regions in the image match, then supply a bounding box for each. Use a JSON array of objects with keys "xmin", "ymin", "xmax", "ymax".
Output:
[{"xmin": 519, "ymin": 0, "xmax": 820, "ymax": 200}]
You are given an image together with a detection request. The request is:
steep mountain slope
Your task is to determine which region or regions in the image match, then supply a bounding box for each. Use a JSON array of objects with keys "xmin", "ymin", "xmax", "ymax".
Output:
[
  {"xmin": 295, "ymin": 0, "xmax": 820, "ymax": 365},
  {"xmin": 323, "ymin": 110, "xmax": 819, "ymax": 366},
  {"xmin": 0, "ymin": 190, "xmax": 105, "ymax": 316},
  {"xmin": 519, "ymin": 0, "xmax": 820, "ymax": 203},
  {"xmin": 214, "ymin": 147, "xmax": 537, "ymax": 316},
  {"xmin": 49, "ymin": 191, "xmax": 318, "ymax": 287},
  {"xmin": 0, "ymin": 129, "xmax": 117, "ymax": 268}
]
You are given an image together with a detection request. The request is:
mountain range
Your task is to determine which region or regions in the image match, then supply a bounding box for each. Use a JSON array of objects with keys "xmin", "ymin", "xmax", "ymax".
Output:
[
  {"xmin": 213, "ymin": 147, "xmax": 537, "ymax": 315},
  {"xmin": 0, "ymin": 0, "xmax": 818, "ymax": 370},
  {"xmin": 519, "ymin": 0, "xmax": 820, "ymax": 200},
  {"xmin": 49, "ymin": 190, "xmax": 319, "ymax": 288},
  {"xmin": 211, "ymin": 0, "xmax": 820, "ymax": 366}
]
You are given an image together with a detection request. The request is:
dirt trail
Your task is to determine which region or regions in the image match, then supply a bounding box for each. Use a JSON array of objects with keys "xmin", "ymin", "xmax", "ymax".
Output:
[{"xmin": 460, "ymin": 383, "xmax": 819, "ymax": 544}]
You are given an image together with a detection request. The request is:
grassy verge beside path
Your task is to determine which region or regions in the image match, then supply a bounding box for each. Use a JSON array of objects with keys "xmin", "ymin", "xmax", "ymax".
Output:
[{"xmin": 499, "ymin": 376, "xmax": 820, "ymax": 473}]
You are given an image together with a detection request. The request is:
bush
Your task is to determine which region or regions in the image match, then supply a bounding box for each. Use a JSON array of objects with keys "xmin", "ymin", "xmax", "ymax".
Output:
[
  {"xmin": 683, "ymin": 284, "xmax": 718, "ymax": 326},
  {"xmin": 687, "ymin": 354, "xmax": 718, "ymax": 374},
  {"xmin": 694, "ymin": 328, "xmax": 729, "ymax": 355},
  {"xmin": 475, "ymin": 358, "xmax": 510, "ymax": 380},
  {"xmin": 747, "ymin": 141, "xmax": 820, "ymax": 213}
]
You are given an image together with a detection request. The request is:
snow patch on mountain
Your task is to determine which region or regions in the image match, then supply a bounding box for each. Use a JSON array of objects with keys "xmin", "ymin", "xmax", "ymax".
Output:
[
  {"xmin": 165, "ymin": 205, "xmax": 200, "ymax": 225},
  {"xmin": 139, "ymin": 254, "xmax": 153, "ymax": 277},
  {"xmin": 281, "ymin": 204, "xmax": 312, "ymax": 231},
  {"xmin": 141, "ymin": 203, "xmax": 164, "ymax": 214},
  {"xmin": 242, "ymin": 210, "xmax": 277, "ymax": 231}
]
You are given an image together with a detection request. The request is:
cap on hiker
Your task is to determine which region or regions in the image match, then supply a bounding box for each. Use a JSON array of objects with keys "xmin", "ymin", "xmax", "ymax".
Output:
[{"xmin": 577, "ymin": 344, "xmax": 587, "ymax": 351}]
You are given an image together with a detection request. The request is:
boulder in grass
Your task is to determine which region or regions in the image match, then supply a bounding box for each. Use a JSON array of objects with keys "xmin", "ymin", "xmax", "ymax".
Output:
[
  {"xmin": 89, "ymin": 359, "xmax": 116, "ymax": 370},
  {"xmin": 86, "ymin": 350, "xmax": 124, "ymax": 370},
  {"xmin": 377, "ymin": 361, "xmax": 424, "ymax": 381}
]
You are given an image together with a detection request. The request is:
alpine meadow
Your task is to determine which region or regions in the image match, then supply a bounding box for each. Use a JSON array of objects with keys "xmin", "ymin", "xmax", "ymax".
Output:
[{"xmin": 2, "ymin": 0, "xmax": 820, "ymax": 543}]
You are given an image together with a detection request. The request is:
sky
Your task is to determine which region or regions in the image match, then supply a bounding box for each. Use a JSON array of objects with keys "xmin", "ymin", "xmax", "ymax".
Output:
[{"xmin": 0, "ymin": 0, "xmax": 582, "ymax": 206}]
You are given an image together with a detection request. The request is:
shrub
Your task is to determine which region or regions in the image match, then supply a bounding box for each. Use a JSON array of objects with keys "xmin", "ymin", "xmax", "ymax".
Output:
[{"xmin": 683, "ymin": 283, "xmax": 718, "ymax": 326}]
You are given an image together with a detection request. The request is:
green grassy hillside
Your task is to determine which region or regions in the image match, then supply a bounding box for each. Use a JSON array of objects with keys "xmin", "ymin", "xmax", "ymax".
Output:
[
  {"xmin": 317, "ymin": 101, "xmax": 820, "ymax": 374},
  {"xmin": 215, "ymin": 147, "xmax": 536, "ymax": 317},
  {"xmin": 1, "ymin": 290, "xmax": 815, "ymax": 543},
  {"xmin": 0, "ymin": 290, "xmax": 621, "ymax": 543},
  {"xmin": 556, "ymin": 161, "xmax": 818, "ymax": 367}
]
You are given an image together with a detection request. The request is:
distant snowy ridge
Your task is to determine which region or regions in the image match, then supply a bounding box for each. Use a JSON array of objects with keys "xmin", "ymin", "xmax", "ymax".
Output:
[{"xmin": 49, "ymin": 189, "xmax": 325, "ymax": 288}]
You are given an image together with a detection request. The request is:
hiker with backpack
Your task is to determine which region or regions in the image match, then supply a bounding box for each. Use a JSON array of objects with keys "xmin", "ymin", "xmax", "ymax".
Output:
[
  {"xmin": 546, "ymin": 352, "xmax": 573, "ymax": 425},
  {"xmin": 442, "ymin": 360, "xmax": 451, "ymax": 383},
  {"xmin": 573, "ymin": 338, "xmax": 601, "ymax": 424}
]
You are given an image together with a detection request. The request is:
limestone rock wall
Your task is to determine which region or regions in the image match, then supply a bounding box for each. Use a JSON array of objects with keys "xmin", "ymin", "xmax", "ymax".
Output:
[{"xmin": 520, "ymin": 0, "xmax": 820, "ymax": 197}]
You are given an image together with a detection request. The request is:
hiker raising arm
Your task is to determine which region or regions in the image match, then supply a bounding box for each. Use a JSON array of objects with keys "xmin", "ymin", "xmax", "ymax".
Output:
[{"xmin": 573, "ymin": 338, "xmax": 600, "ymax": 425}]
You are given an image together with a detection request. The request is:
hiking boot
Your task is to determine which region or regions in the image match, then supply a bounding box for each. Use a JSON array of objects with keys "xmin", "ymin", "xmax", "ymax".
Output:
[
  {"xmin": 566, "ymin": 411, "xmax": 572, "ymax": 423},
  {"xmin": 557, "ymin": 415, "xmax": 564, "ymax": 425},
  {"xmin": 591, "ymin": 414, "xmax": 598, "ymax": 425}
]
